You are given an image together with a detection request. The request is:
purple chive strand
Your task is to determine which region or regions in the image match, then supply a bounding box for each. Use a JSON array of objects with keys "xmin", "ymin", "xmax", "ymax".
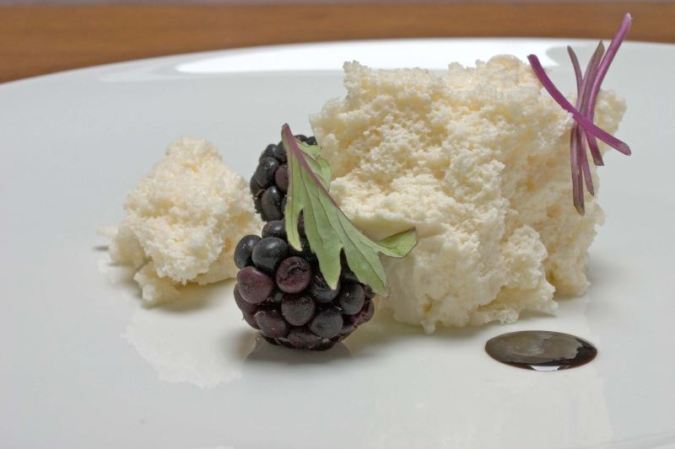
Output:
[
  {"xmin": 567, "ymin": 46, "xmax": 583, "ymax": 93},
  {"xmin": 526, "ymin": 54, "xmax": 631, "ymax": 155},
  {"xmin": 587, "ymin": 13, "xmax": 633, "ymax": 118},
  {"xmin": 570, "ymin": 128, "xmax": 584, "ymax": 214},
  {"xmin": 578, "ymin": 127, "xmax": 595, "ymax": 196},
  {"xmin": 569, "ymin": 42, "xmax": 606, "ymax": 197},
  {"xmin": 567, "ymin": 45, "xmax": 597, "ymax": 199},
  {"xmin": 526, "ymin": 13, "xmax": 632, "ymax": 214},
  {"xmin": 580, "ymin": 42, "xmax": 607, "ymax": 166},
  {"xmin": 582, "ymin": 15, "xmax": 632, "ymax": 164}
]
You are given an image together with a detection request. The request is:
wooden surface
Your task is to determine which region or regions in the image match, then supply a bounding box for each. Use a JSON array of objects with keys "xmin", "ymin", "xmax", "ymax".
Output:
[{"xmin": 1, "ymin": 2, "xmax": 674, "ymax": 83}]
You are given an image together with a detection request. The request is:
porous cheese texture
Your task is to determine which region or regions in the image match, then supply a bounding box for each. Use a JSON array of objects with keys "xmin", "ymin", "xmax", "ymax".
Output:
[
  {"xmin": 109, "ymin": 138, "xmax": 262, "ymax": 306},
  {"xmin": 311, "ymin": 56, "xmax": 625, "ymax": 331}
]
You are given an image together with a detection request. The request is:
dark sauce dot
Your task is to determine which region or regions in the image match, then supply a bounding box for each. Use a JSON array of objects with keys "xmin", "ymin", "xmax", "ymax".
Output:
[{"xmin": 485, "ymin": 330, "xmax": 597, "ymax": 371}]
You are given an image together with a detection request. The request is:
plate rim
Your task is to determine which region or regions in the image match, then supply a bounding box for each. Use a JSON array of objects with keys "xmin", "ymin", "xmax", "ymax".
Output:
[{"xmin": 2, "ymin": 37, "xmax": 673, "ymax": 88}]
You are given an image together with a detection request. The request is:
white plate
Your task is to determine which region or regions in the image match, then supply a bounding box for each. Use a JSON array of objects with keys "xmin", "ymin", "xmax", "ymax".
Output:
[{"xmin": 1, "ymin": 39, "xmax": 674, "ymax": 449}]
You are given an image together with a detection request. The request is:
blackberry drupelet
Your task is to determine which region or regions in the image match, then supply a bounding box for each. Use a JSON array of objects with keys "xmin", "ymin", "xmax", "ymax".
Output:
[
  {"xmin": 233, "ymin": 219, "xmax": 375, "ymax": 350},
  {"xmin": 250, "ymin": 135, "xmax": 316, "ymax": 221}
]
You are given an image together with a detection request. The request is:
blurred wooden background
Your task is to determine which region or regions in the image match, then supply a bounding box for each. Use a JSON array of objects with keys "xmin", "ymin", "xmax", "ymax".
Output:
[{"xmin": 1, "ymin": 2, "xmax": 673, "ymax": 82}]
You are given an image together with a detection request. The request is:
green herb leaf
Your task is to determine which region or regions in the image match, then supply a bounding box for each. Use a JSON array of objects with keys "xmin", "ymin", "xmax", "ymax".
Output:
[{"xmin": 282, "ymin": 124, "xmax": 417, "ymax": 295}]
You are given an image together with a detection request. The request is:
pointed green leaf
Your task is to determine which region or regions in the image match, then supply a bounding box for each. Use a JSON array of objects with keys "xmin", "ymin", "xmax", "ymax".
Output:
[
  {"xmin": 376, "ymin": 229, "xmax": 418, "ymax": 257},
  {"xmin": 281, "ymin": 124, "xmax": 417, "ymax": 295}
]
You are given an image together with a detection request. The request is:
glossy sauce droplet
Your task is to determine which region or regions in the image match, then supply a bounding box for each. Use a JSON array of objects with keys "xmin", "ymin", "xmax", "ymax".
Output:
[{"xmin": 485, "ymin": 331, "xmax": 597, "ymax": 371}]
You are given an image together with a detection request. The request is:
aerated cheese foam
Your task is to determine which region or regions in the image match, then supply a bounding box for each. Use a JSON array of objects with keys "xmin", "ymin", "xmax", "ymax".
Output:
[
  {"xmin": 108, "ymin": 138, "xmax": 262, "ymax": 305},
  {"xmin": 312, "ymin": 56, "xmax": 625, "ymax": 331}
]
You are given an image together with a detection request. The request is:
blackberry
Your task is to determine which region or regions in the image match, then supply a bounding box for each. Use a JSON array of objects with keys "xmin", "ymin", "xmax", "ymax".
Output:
[
  {"xmin": 250, "ymin": 135, "xmax": 317, "ymax": 222},
  {"xmin": 232, "ymin": 218, "xmax": 376, "ymax": 350},
  {"xmin": 261, "ymin": 220, "xmax": 286, "ymax": 240},
  {"xmin": 233, "ymin": 235, "xmax": 260, "ymax": 269},
  {"xmin": 251, "ymin": 237, "xmax": 288, "ymax": 274}
]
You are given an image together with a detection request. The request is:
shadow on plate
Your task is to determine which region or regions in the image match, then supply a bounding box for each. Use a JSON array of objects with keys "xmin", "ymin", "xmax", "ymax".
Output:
[
  {"xmin": 239, "ymin": 306, "xmax": 559, "ymax": 364},
  {"xmin": 344, "ymin": 308, "xmax": 493, "ymax": 353},
  {"xmin": 237, "ymin": 297, "xmax": 570, "ymax": 365},
  {"xmin": 244, "ymin": 334, "xmax": 353, "ymax": 365}
]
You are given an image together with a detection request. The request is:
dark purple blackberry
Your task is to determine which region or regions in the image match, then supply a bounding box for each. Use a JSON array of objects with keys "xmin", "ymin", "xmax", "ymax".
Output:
[
  {"xmin": 232, "ymin": 231, "xmax": 376, "ymax": 350},
  {"xmin": 275, "ymin": 256, "xmax": 312, "ymax": 293},
  {"xmin": 309, "ymin": 307, "xmax": 343, "ymax": 339},
  {"xmin": 260, "ymin": 143, "xmax": 287, "ymax": 163},
  {"xmin": 281, "ymin": 295, "xmax": 316, "ymax": 326},
  {"xmin": 254, "ymin": 310, "xmax": 289, "ymax": 339},
  {"xmin": 236, "ymin": 266, "xmax": 274, "ymax": 305},
  {"xmin": 308, "ymin": 273, "xmax": 340, "ymax": 304},
  {"xmin": 234, "ymin": 235, "xmax": 261, "ymax": 269},
  {"xmin": 274, "ymin": 165, "xmax": 288, "ymax": 192},
  {"xmin": 251, "ymin": 135, "xmax": 318, "ymax": 222},
  {"xmin": 251, "ymin": 236, "xmax": 288, "ymax": 274},
  {"xmin": 262, "ymin": 220, "xmax": 286, "ymax": 240},
  {"xmin": 337, "ymin": 283, "xmax": 366, "ymax": 315}
]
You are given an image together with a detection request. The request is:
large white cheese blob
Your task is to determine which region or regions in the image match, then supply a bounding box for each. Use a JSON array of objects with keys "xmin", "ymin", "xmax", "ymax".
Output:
[{"xmin": 312, "ymin": 56, "xmax": 625, "ymax": 331}]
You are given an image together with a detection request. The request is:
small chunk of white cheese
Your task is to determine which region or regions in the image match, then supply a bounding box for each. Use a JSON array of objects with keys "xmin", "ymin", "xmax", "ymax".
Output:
[
  {"xmin": 311, "ymin": 56, "xmax": 625, "ymax": 331},
  {"xmin": 108, "ymin": 138, "xmax": 262, "ymax": 306}
]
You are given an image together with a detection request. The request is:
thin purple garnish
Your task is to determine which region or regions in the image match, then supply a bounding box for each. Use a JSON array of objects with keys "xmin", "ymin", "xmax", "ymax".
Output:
[{"xmin": 528, "ymin": 13, "xmax": 632, "ymax": 214}]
